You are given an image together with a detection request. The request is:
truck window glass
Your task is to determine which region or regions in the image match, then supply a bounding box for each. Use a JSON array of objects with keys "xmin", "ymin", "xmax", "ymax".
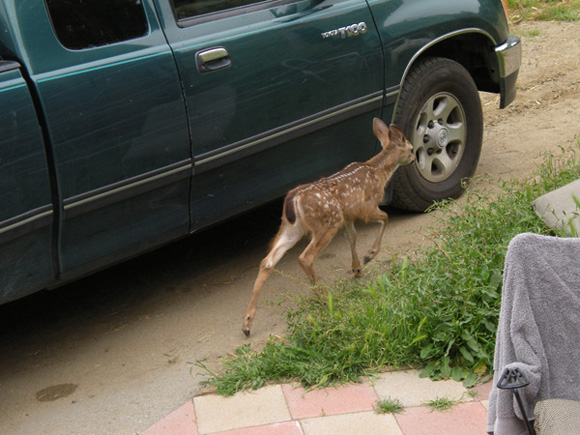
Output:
[
  {"xmin": 44, "ymin": 0, "xmax": 149, "ymax": 50},
  {"xmin": 172, "ymin": 0, "xmax": 269, "ymax": 20}
]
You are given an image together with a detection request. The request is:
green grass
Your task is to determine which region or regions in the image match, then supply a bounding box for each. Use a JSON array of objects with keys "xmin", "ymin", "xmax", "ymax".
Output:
[
  {"xmin": 198, "ymin": 140, "xmax": 580, "ymax": 396},
  {"xmin": 518, "ymin": 29, "xmax": 542, "ymax": 37},
  {"xmin": 423, "ymin": 397, "xmax": 458, "ymax": 412},
  {"xmin": 375, "ymin": 397, "xmax": 404, "ymax": 415},
  {"xmin": 508, "ymin": 0, "xmax": 580, "ymax": 22}
]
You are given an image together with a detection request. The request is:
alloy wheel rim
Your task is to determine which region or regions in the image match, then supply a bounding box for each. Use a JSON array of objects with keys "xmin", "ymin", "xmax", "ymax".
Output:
[{"xmin": 411, "ymin": 92, "xmax": 467, "ymax": 183}]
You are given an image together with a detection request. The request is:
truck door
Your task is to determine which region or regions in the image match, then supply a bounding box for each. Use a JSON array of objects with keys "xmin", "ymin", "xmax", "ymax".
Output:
[
  {"xmin": 0, "ymin": 61, "xmax": 54, "ymax": 304},
  {"xmin": 154, "ymin": 0, "xmax": 386, "ymax": 229},
  {"xmin": 7, "ymin": 0, "xmax": 192, "ymax": 281}
]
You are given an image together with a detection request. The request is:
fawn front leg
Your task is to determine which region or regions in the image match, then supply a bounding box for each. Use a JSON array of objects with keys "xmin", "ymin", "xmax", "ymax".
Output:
[
  {"xmin": 344, "ymin": 221, "xmax": 362, "ymax": 277},
  {"xmin": 363, "ymin": 208, "xmax": 389, "ymax": 264}
]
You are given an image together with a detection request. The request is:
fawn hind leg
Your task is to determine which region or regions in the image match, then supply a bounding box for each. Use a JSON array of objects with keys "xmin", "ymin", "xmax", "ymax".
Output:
[
  {"xmin": 344, "ymin": 221, "xmax": 362, "ymax": 277},
  {"xmin": 297, "ymin": 225, "xmax": 340, "ymax": 286},
  {"xmin": 363, "ymin": 208, "xmax": 389, "ymax": 264},
  {"xmin": 242, "ymin": 224, "xmax": 303, "ymax": 336}
]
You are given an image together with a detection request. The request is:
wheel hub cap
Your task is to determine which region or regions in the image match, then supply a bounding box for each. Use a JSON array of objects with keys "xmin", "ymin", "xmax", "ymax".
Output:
[{"xmin": 436, "ymin": 127, "xmax": 449, "ymax": 149}]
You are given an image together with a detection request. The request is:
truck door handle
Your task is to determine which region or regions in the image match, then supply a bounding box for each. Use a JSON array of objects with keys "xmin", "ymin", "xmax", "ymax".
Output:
[{"xmin": 195, "ymin": 47, "xmax": 231, "ymax": 73}]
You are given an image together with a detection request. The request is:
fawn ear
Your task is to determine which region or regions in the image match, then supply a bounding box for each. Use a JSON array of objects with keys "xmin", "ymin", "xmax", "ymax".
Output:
[
  {"xmin": 372, "ymin": 118, "xmax": 390, "ymax": 147},
  {"xmin": 389, "ymin": 125, "xmax": 405, "ymax": 145}
]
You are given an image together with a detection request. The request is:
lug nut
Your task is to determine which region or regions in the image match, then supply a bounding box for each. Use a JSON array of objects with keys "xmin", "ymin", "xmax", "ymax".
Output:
[
  {"xmin": 423, "ymin": 135, "xmax": 430, "ymax": 143},
  {"xmin": 428, "ymin": 121, "xmax": 434, "ymax": 129}
]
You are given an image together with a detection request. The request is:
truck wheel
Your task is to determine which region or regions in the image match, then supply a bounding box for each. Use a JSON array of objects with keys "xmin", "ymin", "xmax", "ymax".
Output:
[{"xmin": 392, "ymin": 57, "xmax": 483, "ymax": 212}]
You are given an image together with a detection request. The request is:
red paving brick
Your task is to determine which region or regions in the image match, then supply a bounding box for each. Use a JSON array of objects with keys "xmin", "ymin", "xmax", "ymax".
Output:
[
  {"xmin": 395, "ymin": 402, "xmax": 488, "ymax": 435},
  {"xmin": 142, "ymin": 400, "xmax": 198, "ymax": 435},
  {"xmin": 470, "ymin": 380, "xmax": 493, "ymax": 401},
  {"xmin": 281, "ymin": 383, "xmax": 379, "ymax": 419},
  {"xmin": 208, "ymin": 421, "xmax": 303, "ymax": 435}
]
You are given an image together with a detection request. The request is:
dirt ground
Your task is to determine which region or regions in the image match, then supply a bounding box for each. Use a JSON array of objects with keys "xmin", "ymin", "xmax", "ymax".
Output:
[{"xmin": 1, "ymin": 21, "xmax": 579, "ymax": 435}]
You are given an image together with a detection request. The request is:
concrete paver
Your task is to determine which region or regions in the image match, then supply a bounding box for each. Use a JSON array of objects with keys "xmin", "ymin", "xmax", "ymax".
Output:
[
  {"xmin": 208, "ymin": 421, "xmax": 303, "ymax": 435},
  {"xmin": 282, "ymin": 383, "xmax": 378, "ymax": 419},
  {"xmin": 193, "ymin": 385, "xmax": 291, "ymax": 434},
  {"xmin": 395, "ymin": 402, "xmax": 488, "ymax": 435},
  {"xmin": 142, "ymin": 401, "xmax": 198, "ymax": 435},
  {"xmin": 300, "ymin": 412, "xmax": 403, "ymax": 435},
  {"xmin": 144, "ymin": 370, "xmax": 493, "ymax": 435},
  {"xmin": 373, "ymin": 370, "xmax": 469, "ymax": 407}
]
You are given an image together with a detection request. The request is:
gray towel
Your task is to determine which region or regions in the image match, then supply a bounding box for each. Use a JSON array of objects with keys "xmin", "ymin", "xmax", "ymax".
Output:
[{"xmin": 487, "ymin": 233, "xmax": 580, "ymax": 434}]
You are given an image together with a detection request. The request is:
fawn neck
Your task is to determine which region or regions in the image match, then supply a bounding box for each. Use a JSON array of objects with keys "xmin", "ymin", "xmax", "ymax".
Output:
[{"xmin": 367, "ymin": 144, "xmax": 400, "ymax": 176}]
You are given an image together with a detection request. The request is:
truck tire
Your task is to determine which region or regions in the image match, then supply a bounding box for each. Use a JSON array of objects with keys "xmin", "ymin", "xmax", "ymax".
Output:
[{"xmin": 392, "ymin": 57, "xmax": 483, "ymax": 212}]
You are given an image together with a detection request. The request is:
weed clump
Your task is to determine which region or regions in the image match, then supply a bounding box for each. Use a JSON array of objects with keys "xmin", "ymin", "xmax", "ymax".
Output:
[{"xmin": 375, "ymin": 397, "xmax": 404, "ymax": 415}]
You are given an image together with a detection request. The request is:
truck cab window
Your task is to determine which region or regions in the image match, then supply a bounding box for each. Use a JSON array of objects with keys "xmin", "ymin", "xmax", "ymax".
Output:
[
  {"xmin": 44, "ymin": 0, "xmax": 148, "ymax": 50},
  {"xmin": 172, "ymin": 0, "xmax": 270, "ymax": 20}
]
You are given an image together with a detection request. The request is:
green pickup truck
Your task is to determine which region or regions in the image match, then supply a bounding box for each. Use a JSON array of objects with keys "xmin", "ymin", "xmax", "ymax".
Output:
[{"xmin": 0, "ymin": 0, "xmax": 521, "ymax": 304}]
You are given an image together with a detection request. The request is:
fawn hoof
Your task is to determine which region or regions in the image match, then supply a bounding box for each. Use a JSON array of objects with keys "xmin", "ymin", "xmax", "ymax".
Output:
[
  {"xmin": 242, "ymin": 314, "xmax": 253, "ymax": 337},
  {"xmin": 364, "ymin": 250, "xmax": 377, "ymax": 264}
]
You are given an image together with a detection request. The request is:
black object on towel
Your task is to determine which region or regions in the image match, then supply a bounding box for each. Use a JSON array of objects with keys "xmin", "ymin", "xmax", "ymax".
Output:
[{"xmin": 497, "ymin": 367, "xmax": 536, "ymax": 435}]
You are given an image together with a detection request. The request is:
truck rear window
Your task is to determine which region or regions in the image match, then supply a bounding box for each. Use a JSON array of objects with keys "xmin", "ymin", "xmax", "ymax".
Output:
[{"xmin": 44, "ymin": 0, "xmax": 149, "ymax": 50}]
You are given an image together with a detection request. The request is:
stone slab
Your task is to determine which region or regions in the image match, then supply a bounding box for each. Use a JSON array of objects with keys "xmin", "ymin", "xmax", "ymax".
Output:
[
  {"xmin": 533, "ymin": 179, "xmax": 580, "ymax": 236},
  {"xmin": 193, "ymin": 385, "xmax": 291, "ymax": 434},
  {"xmin": 373, "ymin": 370, "xmax": 468, "ymax": 408}
]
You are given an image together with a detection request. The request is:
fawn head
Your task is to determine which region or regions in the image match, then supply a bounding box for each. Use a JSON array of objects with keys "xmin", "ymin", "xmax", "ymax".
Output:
[{"xmin": 372, "ymin": 118, "xmax": 415, "ymax": 166}]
